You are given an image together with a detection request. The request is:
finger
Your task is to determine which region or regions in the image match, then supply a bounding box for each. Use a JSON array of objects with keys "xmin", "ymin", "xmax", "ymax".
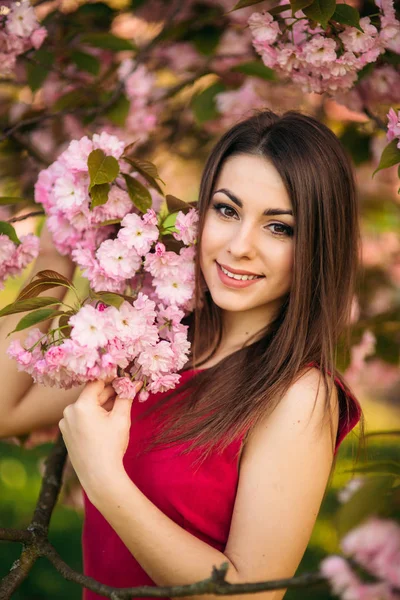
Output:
[
  {"xmin": 111, "ymin": 396, "xmax": 133, "ymax": 420},
  {"xmin": 112, "ymin": 382, "xmax": 142, "ymax": 419},
  {"xmin": 98, "ymin": 385, "xmax": 116, "ymax": 406},
  {"xmin": 102, "ymin": 398, "xmax": 116, "ymax": 412},
  {"xmin": 77, "ymin": 380, "xmax": 106, "ymax": 405}
]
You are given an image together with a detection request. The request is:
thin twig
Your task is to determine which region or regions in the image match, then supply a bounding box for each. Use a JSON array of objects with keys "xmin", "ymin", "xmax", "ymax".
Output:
[{"xmin": 7, "ymin": 211, "xmax": 45, "ymax": 223}]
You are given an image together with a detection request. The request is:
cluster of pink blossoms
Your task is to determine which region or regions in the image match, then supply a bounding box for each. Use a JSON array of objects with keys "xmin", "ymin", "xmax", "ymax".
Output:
[
  {"xmin": 0, "ymin": 0, "xmax": 47, "ymax": 77},
  {"xmin": 0, "ymin": 233, "xmax": 39, "ymax": 290},
  {"xmin": 248, "ymin": 0, "xmax": 400, "ymax": 95},
  {"xmin": 8, "ymin": 294, "xmax": 192, "ymax": 401},
  {"xmin": 321, "ymin": 517, "xmax": 400, "ymax": 599},
  {"xmin": 387, "ymin": 108, "xmax": 400, "ymax": 148},
  {"xmin": 12, "ymin": 132, "xmax": 200, "ymax": 397},
  {"xmin": 34, "ymin": 132, "xmax": 198, "ymax": 298}
]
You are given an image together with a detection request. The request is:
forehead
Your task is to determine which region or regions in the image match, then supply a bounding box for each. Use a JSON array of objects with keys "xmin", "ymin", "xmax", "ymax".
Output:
[{"xmin": 215, "ymin": 154, "xmax": 292, "ymax": 210}]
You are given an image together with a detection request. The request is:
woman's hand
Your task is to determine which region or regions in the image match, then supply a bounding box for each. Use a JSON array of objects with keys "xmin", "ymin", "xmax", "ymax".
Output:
[{"xmin": 58, "ymin": 380, "xmax": 143, "ymax": 498}]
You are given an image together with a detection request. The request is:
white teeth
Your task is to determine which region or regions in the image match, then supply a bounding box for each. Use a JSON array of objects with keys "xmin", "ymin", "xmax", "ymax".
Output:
[{"xmin": 220, "ymin": 265, "xmax": 260, "ymax": 281}]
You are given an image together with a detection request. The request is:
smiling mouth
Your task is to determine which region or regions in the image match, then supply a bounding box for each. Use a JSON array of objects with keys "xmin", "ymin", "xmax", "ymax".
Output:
[{"xmin": 217, "ymin": 262, "xmax": 264, "ymax": 280}]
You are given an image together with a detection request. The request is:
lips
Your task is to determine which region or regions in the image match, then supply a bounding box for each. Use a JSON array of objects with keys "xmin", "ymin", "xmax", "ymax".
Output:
[
  {"xmin": 216, "ymin": 261, "xmax": 265, "ymax": 289},
  {"xmin": 217, "ymin": 262, "xmax": 263, "ymax": 277}
]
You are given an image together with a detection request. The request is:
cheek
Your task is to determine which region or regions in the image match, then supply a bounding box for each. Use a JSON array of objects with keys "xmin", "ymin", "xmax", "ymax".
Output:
[
  {"xmin": 199, "ymin": 217, "xmax": 221, "ymax": 260},
  {"xmin": 269, "ymin": 241, "xmax": 294, "ymax": 278}
]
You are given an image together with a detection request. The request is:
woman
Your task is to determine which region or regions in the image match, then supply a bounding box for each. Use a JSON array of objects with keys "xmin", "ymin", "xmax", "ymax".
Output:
[{"xmin": 0, "ymin": 110, "xmax": 363, "ymax": 600}]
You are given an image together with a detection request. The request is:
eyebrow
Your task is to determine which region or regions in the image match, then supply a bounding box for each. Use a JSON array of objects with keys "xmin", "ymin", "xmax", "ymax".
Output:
[{"xmin": 213, "ymin": 188, "xmax": 294, "ymax": 217}]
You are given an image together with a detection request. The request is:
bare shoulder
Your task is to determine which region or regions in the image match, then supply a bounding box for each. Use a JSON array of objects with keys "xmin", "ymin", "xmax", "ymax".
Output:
[
  {"xmin": 224, "ymin": 368, "xmax": 340, "ymax": 593},
  {"xmin": 242, "ymin": 366, "xmax": 339, "ymax": 464}
]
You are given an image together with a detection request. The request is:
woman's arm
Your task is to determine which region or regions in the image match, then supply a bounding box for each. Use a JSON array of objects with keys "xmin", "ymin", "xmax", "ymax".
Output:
[
  {"xmin": 64, "ymin": 368, "xmax": 338, "ymax": 600},
  {"xmin": 0, "ymin": 222, "xmax": 79, "ymax": 437}
]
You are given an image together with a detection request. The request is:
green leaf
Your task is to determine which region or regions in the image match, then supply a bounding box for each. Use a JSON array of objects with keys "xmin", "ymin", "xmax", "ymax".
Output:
[
  {"xmin": 122, "ymin": 140, "xmax": 138, "ymax": 157},
  {"xmin": 17, "ymin": 270, "xmax": 73, "ymax": 301},
  {"xmin": 192, "ymin": 25, "xmax": 222, "ymax": 56},
  {"xmin": 0, "ymin": 197, "xmax": 26, "ymax": 205},
  {"xmin": 160, "ymin": 212, "xmax": 178, "ymax": 235},
  {"xmin": 165, "ymin": 194, "xmax": 193, "ymax": 214},
  {"xmin": 87, "ymin": 149, "xmax": 120, "ymax": 188},
  {"xmin": 104, "ymin": 93, "xmax": 130, "ymax": 127},
  {"xmin": 336, "ymin": 476, "xmax": 395, "ymax": 538},
  {"xmin": 70, "ymin": 50, "xmax": 101, "ymax": 76},
  {"xmin": 36, "ymin": 270, "xmax": 73, "ymax": 286},
  {"xmin": 123, "ymin": 174, "xmax": 152, "ymax": 213},
  {"xmin": 123, "ymin": 157, "xmax": 165, "ymax": 195},
  {"xmin": 269, "ymin": 4, "xmax": 291, "ymax": 16},
  {"xmin": 191, "ymin": 81, "xmax": 226, "ymax": 124},
  {"xmin": 230, "ymin": 0, "xmax": 266, "ymax": 10},
  {"xmin": 54, "ymin": 90, "xmax": 91, "ymax": 111},
  {"xmin": 10, "ymin": 308, "xmax": 65, "ymax": 334},
  {"xmin": 0, "ymin": 221, "xmax": 21, "ymax": 245},
  {"xmin": 0, "ymin": 297, "xmax": 60, "ymax": 318},
  {"xmin": 58, "ymin": 313, "xmax": 72, "ymax": 338},
  {"xmin": 231, "ymin": 61, "xmax": 276, "ymax": 81},
  {"xmin": 26, "ymin": 49, "xmax": 54, "ymax": 92},
  {"xmin": 90, "ymin": 183, "xmax": 110, "ymax": 208},
  {"xmin": 303, "ymin": 0, "xmax": 336, "ymax": 28},
  {"xmin": 290, "ymin": 0, "xmax": 314, "ymax": 13},
  {"xmin": 80, "ymin": 33, "xmax": 137, "ymax": 52},
  {"xmin": 93, "ymin": 218, "xmax": 121, "ymax": 227},
  {"xmin": 93, "ymin": 292, "xmax": 125, "ymax": 309},
  {"xmin": 373, "ymin": 139, "xmax": 400, "ymax": 176},
  {"xmin": 331, "ymin": 4, "xmax": 362, "ymax": 31}
]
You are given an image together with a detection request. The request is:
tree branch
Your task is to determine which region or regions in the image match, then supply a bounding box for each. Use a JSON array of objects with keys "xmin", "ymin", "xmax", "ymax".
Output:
[
  {"xmin": 30, "ymin": 432, "xmax": 67, "ymax": 535},
  {"xmin": 7, "ymin": 211, "xmax": 45, "ymax": 223}
]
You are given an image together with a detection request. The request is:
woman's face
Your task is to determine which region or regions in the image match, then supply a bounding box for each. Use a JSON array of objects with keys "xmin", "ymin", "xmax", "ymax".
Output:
[{"xmin": 200, "ymin": 154, "xmax": 295, "ymax": 322}]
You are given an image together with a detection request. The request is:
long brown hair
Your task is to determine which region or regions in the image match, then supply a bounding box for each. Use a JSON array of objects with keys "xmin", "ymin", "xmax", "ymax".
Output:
[{"xmin": 138, "ymin": 109, "xmax": 365, "ymax": 468}]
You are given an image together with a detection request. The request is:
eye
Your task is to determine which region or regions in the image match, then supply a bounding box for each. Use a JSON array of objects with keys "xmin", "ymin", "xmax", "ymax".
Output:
[
  {"xmin": 211, "ymin": 202, "xmax": 238, "ymax": 219},
  {"xmin": 269, "ymin": 223, "xmax": 294, "ymax": 237}
]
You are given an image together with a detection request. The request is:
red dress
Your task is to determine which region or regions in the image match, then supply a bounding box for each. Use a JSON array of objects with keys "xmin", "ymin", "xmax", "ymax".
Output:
[{"xmin": 82, "ymin": 367, "xmax": 361, "ymax": 600}]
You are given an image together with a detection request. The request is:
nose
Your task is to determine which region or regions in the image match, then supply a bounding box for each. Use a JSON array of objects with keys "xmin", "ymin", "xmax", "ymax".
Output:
[{"xmin": 226, "ymin": 221, "xmax": 258, "ymax": 260}]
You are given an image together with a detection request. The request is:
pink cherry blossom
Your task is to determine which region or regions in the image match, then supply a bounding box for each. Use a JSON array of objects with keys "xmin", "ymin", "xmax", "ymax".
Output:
[
  {"xmin": 112, "ymin": 377, "xmax": 140, "ymax": 400},
  {"xmin": 341, "ymin": 517, "xmax": 400, "ymax": 588},
  {"xmin": 118, "ymin": 212, "xmax": 159, "ymax": 255},
  {"xmin": 0, "ymin": 233, "xmax": 39, "ymax": 290},
  {"xmin": 30, "ymin": 26, "xmax": 47, "ymax": 49},
  {"xmin": 6, "ymin": 0, "xmax": 38, "ymax": 37},
  {"xmin": 92, "ymin": 186, "xmax": 132, "ymax": 223},
  {"xmin": 136, "ymin": 340, "xmax": 176, "ymax": 375},
  {"xmin": 387, "ymin": 108, "xmax": 400, "ymax": 144},
  {"xmin": 320, "ymin": 556, "xmax": 361, "ymax": 596},
  {"xmin": 215, "ymin": 79, "xmax": 266, "ymax": 128},
  {"xmin": 92, "ymin": 132, "xmax": 125, "ymax": 160},
  {"xmin": 147, "ymin": 372, "xmax": 182, "ymax": 394},
  {"xmin": 144, "ymin": 242, "xmax": 181, "ymax": 278},
  {"xmin": 173, "ymin": 208, "xmax": 199, "ymax": 245},
  {"xmin": 152, "ymin": 274, "xmax": 194, "ymax": 307},
  {"xmin": 302, "ymin": 35, "xmax": 337, "ymax": 67},
  {"xmin": 58, "ymin": 137, "xmax": 94, "ymax": 172},
  {"xmin": 69, "ymin": 305, "xmax": 112, "ymax": 349},
  {"xmin": 96, "ymin": 238, "xmax": 141, "ymax": 280},
  {"xmin": 248, "ymin": 11, "xmax": 280, "ymax": 44},
  {"xmin": 53, "ymin": 175, "xmax": 87, "ymax": 211},
  {"xmin": 339, "ymin": 17, "xmax": 379, "ymax": 54}
]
